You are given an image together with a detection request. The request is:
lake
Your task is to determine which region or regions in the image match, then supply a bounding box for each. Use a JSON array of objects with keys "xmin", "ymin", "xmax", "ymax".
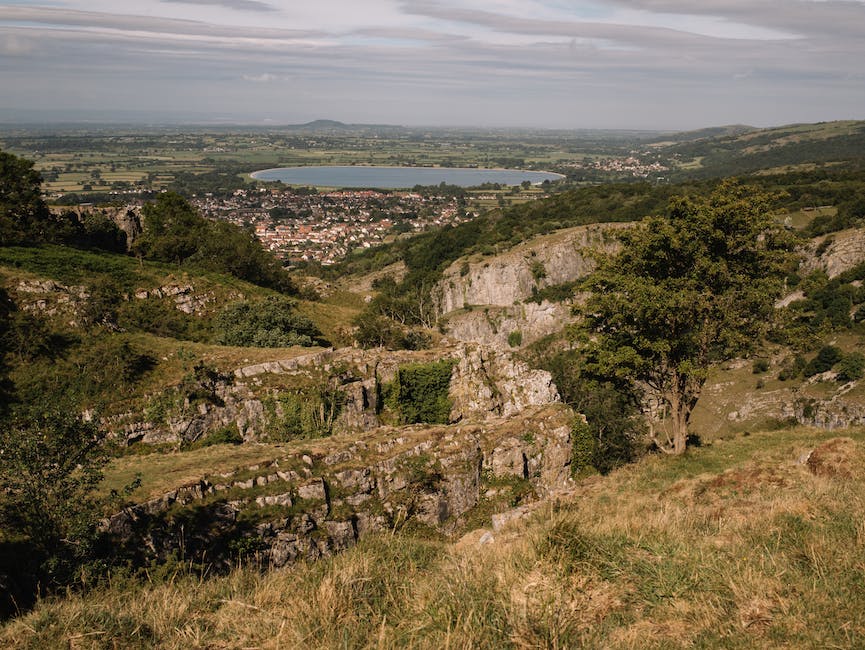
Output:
[{"xmin": 249, "ymin": 165, "xmax": 564, "ymax": 189}]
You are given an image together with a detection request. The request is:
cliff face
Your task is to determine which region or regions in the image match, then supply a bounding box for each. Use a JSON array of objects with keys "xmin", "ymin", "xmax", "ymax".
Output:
[
  {"xmin": 114, "ymin": 342, "xmax": 561, "ymax": 445},
  {"xmin": 442, "ymin": 302, "xmax": 572, "ymax": 349},
  {"xmin": 434, "ymin": 224, "xmax": 620, "ymax": 316},
  {"xmin": 104, "ymin": 403, "xmax": 576, "ymax": 569},
  {"xmin": 800, "ymin": 227, "xmax": 865, "ymax": 278},
  {"xmin": 432, "ymin": 224, "xmax": 622, "ymax": 348}
]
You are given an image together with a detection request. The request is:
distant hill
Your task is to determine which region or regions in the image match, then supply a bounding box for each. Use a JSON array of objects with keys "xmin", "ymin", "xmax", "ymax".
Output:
[
  {"xmin": 650, "ymin": 124, "xmax": 756, "ymax": 144},
  {"xmin": 660, "ymin": 120, "xmax": 865, "ymax": 178},
  {"xmin": 280, "ymin": 119, "xmax": 405, "ymax": 133}
]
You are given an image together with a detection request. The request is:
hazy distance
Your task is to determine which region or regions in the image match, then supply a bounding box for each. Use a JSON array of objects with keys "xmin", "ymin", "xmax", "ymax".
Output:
[{"xmin": 0, "ymin": 0, "xmax": 863, "ymax": 130}]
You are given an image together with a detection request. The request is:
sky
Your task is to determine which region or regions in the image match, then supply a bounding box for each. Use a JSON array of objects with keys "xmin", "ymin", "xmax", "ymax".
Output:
[{"xmin": 0, "ymin": 1, "xmax": 863, "ymax": 130}]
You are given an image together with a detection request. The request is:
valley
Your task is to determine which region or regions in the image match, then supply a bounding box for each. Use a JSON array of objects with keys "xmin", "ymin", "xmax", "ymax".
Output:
[{"xmin": 2, "ymin": 119, "xmax": 865, "ymax": 647}]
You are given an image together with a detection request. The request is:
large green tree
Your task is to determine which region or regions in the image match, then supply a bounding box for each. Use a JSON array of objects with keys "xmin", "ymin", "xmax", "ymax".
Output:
[
  {"xmin": 0, "ymin": 409, "xmax": 108, "ymax": 592},
  {"xmin": 133, "ymin": 192, "xmax": 298, "ymax": 294},
  {"xmin": 581, "ymin": 182, "xmax": 793, "ymax": 454},
  {"xmin": 0, "ymin": 149, "xmax": 51, "ymax": 245}
]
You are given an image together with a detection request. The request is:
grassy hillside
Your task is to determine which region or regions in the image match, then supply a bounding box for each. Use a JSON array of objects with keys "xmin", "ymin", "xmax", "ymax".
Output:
[
  {"xmin": 0, "ymin": 244, "xmax": 357, "ymax": 416},
  {"xmin": 662, "ymin": 120, "xmax": 865, "ymax": 179},
  {"xmin": 3, "ymin": 424, "xmax": 864, "ymax": 648}
]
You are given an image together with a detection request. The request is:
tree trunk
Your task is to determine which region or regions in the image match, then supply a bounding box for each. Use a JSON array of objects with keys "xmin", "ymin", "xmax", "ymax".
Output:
[{"xmin": 668, "ymin": 384, "xmax": 688, "ymax": 455}]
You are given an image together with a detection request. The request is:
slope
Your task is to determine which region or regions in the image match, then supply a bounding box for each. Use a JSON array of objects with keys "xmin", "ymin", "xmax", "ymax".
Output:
[{"xmin": 3, "ymin": 423, "xmax": 864, "ymax": 648}]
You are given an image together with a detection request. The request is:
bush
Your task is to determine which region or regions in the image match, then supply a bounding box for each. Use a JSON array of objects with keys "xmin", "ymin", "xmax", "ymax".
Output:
[
  {"xmin": 778, "ymin": 354, "xmax": 807, "ymax": 381},
  {"xmin": 388, "ymin": 360, "xmax": 456, "ymax": 424},
  {"xmin": 528, "ymin": 280, "xmax": 579, "ymax": 304},
  {"xmin": 752, "ymin": 358, "xmax": 770, "ymax": 374},
  {"xmin": 537, "ymin": 348, "xmax": 642, "ymax": 474},
  {"xmin": 0, "ymin": 409, "xmax": 109, "ymax": 603},
  {"xmin": 267, "ymin": 380, "xmax": 343, "ymax": 441},
  {"xmin": 118, "ymin": 297, "xmax": 210, "ymax": 342},
  {"xmin": 570, "ymin": 419, "xmax": 596, "ymax": 477},
  {"xmin": 352, "ymin": 311, "xmax": 404, "ymax": 349},
  {"xmin": 507, "ymin": 330, "xmax": 523, "ymax": 348},
  {"xmin": 192, "ymin": 426, "xmax": 243, "ymax": 448},
  {"xmin": 804, "ymin": 345, "xmax": 843, "ymax": 376},
  {"xmin": 836, "ymin": 352, "xmax": 865, "ymax": 382},
  {"xmin": 215, "ymin": 297, "xmax": 325, "ymax": 348}
]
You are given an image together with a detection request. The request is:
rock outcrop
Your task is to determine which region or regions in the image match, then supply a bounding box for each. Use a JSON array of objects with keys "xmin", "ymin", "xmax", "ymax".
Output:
[
  {"xmin": 106, "ymin": 342, "xmax": 560, "ymax": 445},
  {"xmin": 443, "ymin": 301, "xmax": 572, "ymax": 348},
  {"xmin": 800, "ymin": 227, "xmax": 865, "ymax": 279},
  {"xmin": 433, "ymin": 224, "xmax": 621, "ymax": 316},
  {"xmin": 103, "ymin": 403, "xmax": 576, "ymax": 569},
  {"xmin": 449, "ymin": 343, "xmax": 559, "ymax": 421}
]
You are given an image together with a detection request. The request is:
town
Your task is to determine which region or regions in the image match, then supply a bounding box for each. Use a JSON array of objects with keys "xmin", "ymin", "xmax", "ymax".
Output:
[{"xmin": 191, "ymin": 187, "xmax": 475, "ymax": 265}]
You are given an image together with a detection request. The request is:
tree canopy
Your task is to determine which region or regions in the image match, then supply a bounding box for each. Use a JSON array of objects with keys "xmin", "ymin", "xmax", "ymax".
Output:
[
  {"xmin": 133, "ymin": 192, "xmax": 299, "ymax": 294},
  {"xmin": 581, "ymin": 182, "xmax": 794, "ymax": 454},
  {"xmin": 0, "ymin": 149, "xmax": 52, "ymax": 245}
]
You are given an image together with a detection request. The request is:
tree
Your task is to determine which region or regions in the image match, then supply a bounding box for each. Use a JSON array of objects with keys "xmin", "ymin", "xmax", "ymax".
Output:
[
  {"xmin": 132, "ymin": 192, "xmax": 205, "ymax": 264},
  {"xmin": 0, "ymin": 149, "xmax": 52, "ymax": 245},
  {"xmin": 133, "ymin": 192, "xmax": 299, "ymax": 294},
  {"xmin": 580, "ymin": 182, "xmax": 793, "ymax": 454},
  {"xmin": 0, "ymin": 410, "xmax": 108, "ymax": 588}
]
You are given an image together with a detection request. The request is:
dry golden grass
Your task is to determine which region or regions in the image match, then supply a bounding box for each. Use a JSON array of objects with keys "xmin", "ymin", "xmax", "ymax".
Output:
[{"xmin": 4, "ymin": 425, "xmax": 865, "ymax": 648}]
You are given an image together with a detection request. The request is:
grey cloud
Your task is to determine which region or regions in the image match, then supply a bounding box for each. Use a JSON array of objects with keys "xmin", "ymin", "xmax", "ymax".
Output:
[
  {"xmin": 399, "ymin": 1, "xmax": 768, "ymax": 48},
  {"xmin": 1, "ymin": 1, "xmax": 861, "ymax": 128},
  {"xmin": 0, "ymin": 6, "xmax": 323, "ymax": 40},
  {"xmin": 160, "ymin": 0, "xmax": 278, "ymax": 12},
  {"xmin": 351, "ymin": 26, "xmax": 469, "ymax": 44},
  {"xmin": 0, "ymin": 32, "xmax": 34, "ymax": 55},
  {"xmin": 603, "ymin": 0, "xmax": 865, "ymax": 39}
]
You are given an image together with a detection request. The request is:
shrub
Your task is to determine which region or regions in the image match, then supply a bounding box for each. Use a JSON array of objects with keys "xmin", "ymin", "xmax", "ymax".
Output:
[
  {"xmin": 267, "ymin": 380, "xmax": 343, "ymax": 441},
  {"xmin": 529, "ymin": 259, "xmax": 547, "ymax": 282},
  {"xmin": 804, "ymin": 345, "xmax": 843, "ymax": 377},
  {"xmin": 507, "ymin": 330, "xmax": 523, "ymax": 348},
  {"xmin": 200, "ymin": 426, "xmax": 243, "ymax": 447},
  {"xmin": 0, "ymin": 409, "xmax": 108, "ymax": 602},
  {"xmin": 389, "ymin": 360, "xmax": 456, "ymax": 424},
  {"xmin": 528, "ymin": 280, "xmax": 579, "ymax": 304},
  {"xmin": 118, "ymin": 297, "xmax": 210, "ymax": 342},
  {"xmin": 402, "ymin": 329, "xmax": 432, "ymax": 350},
  {"xmin": 526, "ymin": 347, "xmax": 642, "ymax": 474},
  {"xmin": 814, "ymin": 235, "xmax": 834, "ymax": 257},
  {"xmin": 836, "ymin": 352, "xmax": 865, "ymax": 382},
  {"xmin": 778, "ymin": 354, "xmax": 807, "ymax": 381},
  {"xmin": 570, "ymin": 419, "xmax": 596, "ymax": 477},
  {"xmin": 215, "ymin": 297, "xmax": 325, "ymax": 348},
  {"xmin": 752, "ymin": 358, "xmax": 770, "ymax": 374}
]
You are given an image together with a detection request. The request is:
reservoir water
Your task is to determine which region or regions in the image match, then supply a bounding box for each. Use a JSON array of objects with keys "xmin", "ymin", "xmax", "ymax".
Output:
[{"xmin": 249, "ymin": 166, "xmax": 564, "ymax": 189}]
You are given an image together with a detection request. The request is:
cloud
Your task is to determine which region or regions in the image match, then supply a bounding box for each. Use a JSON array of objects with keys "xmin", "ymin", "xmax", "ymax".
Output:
[
  {"xmin": 0, "ymin": 6, "xmax": 323, "ymax": 41},
  {"xmin": 0, "ymin": 32, "xmax": 32, "ymax": 55},
  {"xmin": 0, "ymin": 0, "xmax": 862, "ymax": 128},
  {"xmin": 242, "ymin": 72, "xmax": 278, "ymax": 82},
  {"xmin": 603, "ymin": 0, "xmax": 865, "ymax": 39},
  {"xmin": 160, "ymin": 0, "xmax": 277, "ymax": 12}
]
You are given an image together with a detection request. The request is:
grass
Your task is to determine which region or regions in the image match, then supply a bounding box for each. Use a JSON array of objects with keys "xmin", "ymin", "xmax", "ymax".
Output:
[
  {"xmin": 4, "ymin": 424, "xmax": 865, "ymax": 648},
  {"xmin": 99, "ymin": 442, "xmax": 288, "ymax": 502}
]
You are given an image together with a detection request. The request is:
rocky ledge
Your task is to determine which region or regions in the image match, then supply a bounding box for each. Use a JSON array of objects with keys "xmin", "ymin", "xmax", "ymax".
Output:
[{"xmin": 103, "ymin": 403, "xmax": 577, "ymax": 570}]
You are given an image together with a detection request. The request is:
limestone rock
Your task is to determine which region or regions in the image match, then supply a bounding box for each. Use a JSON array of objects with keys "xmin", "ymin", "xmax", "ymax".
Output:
[
  {"xmin": 443, "ymin": 301, "xmax": 574, "ymax": 348},
  {"xmin": 801, "ymin": 227, "xmax": 865, "ymax": 279},
  {"xmin": 297, "ymin": 478, "xmax": 327, "ymax": 502},
  {"xmin": 256, "ymin": 493, "xmax": 293, "ymax": 508},
  {"xmin": 434, "ymin": 223, "xmax": 622, "ymax": 316},
  {"xmin": 449, "ymin": 343, "xmax": 559, "ymax": 421}
]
